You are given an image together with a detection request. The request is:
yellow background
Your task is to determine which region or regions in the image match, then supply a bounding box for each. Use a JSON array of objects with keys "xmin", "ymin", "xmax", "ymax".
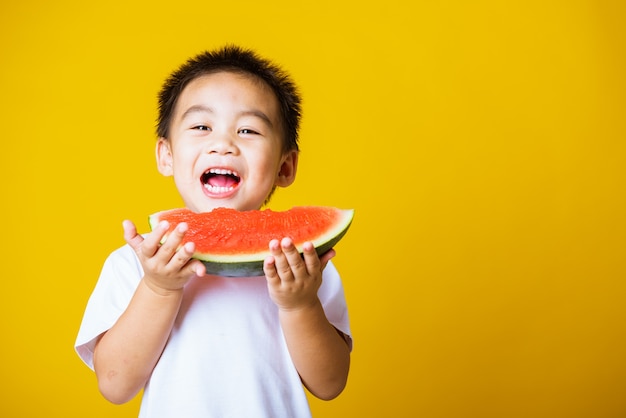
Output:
[{"xmin": 2, "ymin": 1, "xmax": 625, "ymax": 417}]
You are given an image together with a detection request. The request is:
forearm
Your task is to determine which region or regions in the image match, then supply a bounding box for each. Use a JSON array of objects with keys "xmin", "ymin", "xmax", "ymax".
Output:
[
  {"xmin": 93, "ymin": 278, "xmax": 183, "ymax": 404},
  {"xmin": 279, "ymin": 300, "xmax": 351, "ymax": 400}
]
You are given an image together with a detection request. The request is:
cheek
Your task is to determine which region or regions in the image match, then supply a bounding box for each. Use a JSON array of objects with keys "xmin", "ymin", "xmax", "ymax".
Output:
[
  {"xmin": 170, "ymin": 146, "xmax": 199, "ymax": 168},
  {"xmin": 249, "ymin": 161, "xmax": 280, "ymax": 190},
  {"xmin": 245, "ymin": 146, "xmax": 279, "ymax": 172}
]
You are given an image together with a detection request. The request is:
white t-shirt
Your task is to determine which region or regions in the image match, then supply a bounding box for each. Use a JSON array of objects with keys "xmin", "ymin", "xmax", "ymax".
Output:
[{"xmin": 75, "ymin": 244, "xmax": 351, "ymax": 418}]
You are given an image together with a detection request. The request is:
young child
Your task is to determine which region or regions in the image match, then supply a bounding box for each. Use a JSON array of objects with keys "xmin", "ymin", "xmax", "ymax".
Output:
[{"xmin": 75, "ymin": 45, "xmax": 352, "ymax": 418}]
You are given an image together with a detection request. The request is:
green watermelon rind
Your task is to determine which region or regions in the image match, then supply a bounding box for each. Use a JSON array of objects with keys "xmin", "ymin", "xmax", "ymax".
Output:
[
  {"xmin": 200, "ymin": 223, "xmax": 351, "ymax": 277},
  {"xmin": 148, "ymin": 207, "xmax": 354, "ymax": 277}
]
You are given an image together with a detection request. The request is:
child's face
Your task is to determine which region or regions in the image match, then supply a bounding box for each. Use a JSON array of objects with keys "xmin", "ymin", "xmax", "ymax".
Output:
[{"xmin": 156, "ymin": 71, "xmax": 297, "ymax": 213}]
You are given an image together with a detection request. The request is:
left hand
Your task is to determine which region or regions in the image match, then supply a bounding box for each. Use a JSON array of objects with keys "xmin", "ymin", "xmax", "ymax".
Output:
[{"xmin": 263, "ymin": 238, "xmax": 335, "ymax": 311}]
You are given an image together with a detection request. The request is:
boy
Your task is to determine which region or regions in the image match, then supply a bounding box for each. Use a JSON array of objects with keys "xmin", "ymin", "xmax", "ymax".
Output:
[{"xmin": 75, "ymin": 45, "xmax": 352, "ymax": 418}]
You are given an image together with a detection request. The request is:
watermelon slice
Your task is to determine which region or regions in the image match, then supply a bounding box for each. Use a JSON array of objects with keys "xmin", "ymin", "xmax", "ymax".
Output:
[{"xmin": 149, "ymin": 206, "xmax": 354, "ymax": 277}]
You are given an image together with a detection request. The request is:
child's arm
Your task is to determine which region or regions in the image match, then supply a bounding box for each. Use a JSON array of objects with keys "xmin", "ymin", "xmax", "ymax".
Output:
[
  {"xmin": 93, "ymin": 220, "xmax": 205, "ymax": 404},
  {"xmin": 263, "ymin": 238, "xmax": 351, "ymax": 400}
]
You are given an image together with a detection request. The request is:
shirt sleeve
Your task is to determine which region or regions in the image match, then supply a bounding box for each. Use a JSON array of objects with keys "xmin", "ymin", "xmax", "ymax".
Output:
[
  {"xmin": 319, "ymin": 261, "xmax": 353, "ymax": 350},
  {"xmin": 74, "ymin": 245, "xmax": 143, "ymax": 369}
]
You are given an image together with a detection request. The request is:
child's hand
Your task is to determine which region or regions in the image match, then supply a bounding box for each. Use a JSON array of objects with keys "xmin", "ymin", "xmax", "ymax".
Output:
[
  {"xmin": 263, "ymin": 238, "xmax": 336, "ymax": 311},
  {"xmin": 123, "ymin": 219, "xmax": 206, "ymax": 294}
]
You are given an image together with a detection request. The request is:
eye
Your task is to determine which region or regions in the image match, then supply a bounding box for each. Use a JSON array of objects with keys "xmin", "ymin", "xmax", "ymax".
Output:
[
  {"xmin": 238, "ymin": 128, "xmax": 260, "ymax": 135},
  {"xmin": 192, "ymin": 125, "xmax": 211, "ymax": 131}
]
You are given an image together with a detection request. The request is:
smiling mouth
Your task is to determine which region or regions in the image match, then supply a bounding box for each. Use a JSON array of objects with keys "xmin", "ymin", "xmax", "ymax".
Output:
[{"xmin": 201, "ymin": 168, "xmax": 241, "ymax": 193}]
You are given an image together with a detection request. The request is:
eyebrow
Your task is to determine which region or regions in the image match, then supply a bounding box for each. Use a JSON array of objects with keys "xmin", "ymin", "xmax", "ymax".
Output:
[{"xmin": 181, "ymin": 104, "xmax": 274, "ymax": 127}]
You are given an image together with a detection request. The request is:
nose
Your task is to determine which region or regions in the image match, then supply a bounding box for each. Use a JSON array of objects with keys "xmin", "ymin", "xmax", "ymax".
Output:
[{"xmin": 207, "ymin": 130, "xmax": 238, "ymax": 155}]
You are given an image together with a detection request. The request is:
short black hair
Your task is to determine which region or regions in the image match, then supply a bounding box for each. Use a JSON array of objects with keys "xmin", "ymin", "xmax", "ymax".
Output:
[{"xmin": 157, "ymin": 45, "xmax": 302, "ymax": 152}]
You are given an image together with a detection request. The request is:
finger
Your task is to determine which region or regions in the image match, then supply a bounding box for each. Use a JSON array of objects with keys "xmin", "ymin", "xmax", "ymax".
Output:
[
  {"xmin": 140, "ymin": 220, "xmax": 170, "ymax": 257},
  {"xmin": 281, "ymin": 237, "xmax": 307, "ymax": 275},
  {"xmin": 317, "ymin": 247, "xmax": 336, "ymax": 271},
  {"xmin": 301, "ymin": 241, "xmax": 322, "ymax": 273},
  {"xmin": 123, "ymin": 220, "xmax": 144, "ymax": 251},
  {"xmin": 189, "ymin": 259, "xmax": 206, "ymax": 277},
  {"xmin": 163, "ymin": 241, "xmax": 204, "ymax": 279},
  {"xmin": 268, "ymin": 238, "xmax": 286, "ymax": 263},
  {"xmin": 171, "ymin": 241, "xmax": 195, "ymax": 267},
  {"xmin": 154, "ymin": 222, "xmax": 189, "ymax": 263},
  {"xmin": 168, "ymin": 239, "xmax": 205, "ymax": 277},
  {"xmin": 267, "ymin": 239, "xmax": 294, "ymax": 279},
  {"xmin": 263, "ymin": 255, "xmax": 280, "ymax": 284},
  {"xmin": 160, "ymin": 222, "xmax": 188, "ymax": 252}
]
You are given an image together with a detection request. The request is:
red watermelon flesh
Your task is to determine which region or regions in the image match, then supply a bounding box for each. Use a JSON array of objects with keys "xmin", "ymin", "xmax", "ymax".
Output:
[{"xmin": 149, "ymin": 206, "xmax": 354, "ymax": 277}]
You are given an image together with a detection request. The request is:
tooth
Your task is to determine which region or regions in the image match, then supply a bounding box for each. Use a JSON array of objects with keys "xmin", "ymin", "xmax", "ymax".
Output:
[
  {"xmin": 205, "ymin": 168, "xmax": 240, "ymax": 178},
  {"xmin": 204, "ymin": 184, "xmax": 234, "ymax": 193}
]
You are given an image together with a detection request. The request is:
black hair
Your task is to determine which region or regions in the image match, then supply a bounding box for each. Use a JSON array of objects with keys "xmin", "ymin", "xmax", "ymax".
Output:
[{"xmin": 157, "ymin": 45, "xmax": 302, "ymax": 152}]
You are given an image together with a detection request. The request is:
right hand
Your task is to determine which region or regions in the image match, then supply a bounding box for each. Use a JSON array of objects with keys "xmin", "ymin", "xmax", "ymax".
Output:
[{"xmin": 123, "ymin": 219, "xmax": 206, "ymax": 294}]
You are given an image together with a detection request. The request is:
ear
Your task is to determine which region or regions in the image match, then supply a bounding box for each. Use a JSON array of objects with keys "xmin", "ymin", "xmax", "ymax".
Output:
[
  {"xmin": 156, "ymin": 138, "xmax": 174, "ymax": 176},
  {"xmin": 275, "ymin": 150, "xmax": 299, "ymax": 187}
]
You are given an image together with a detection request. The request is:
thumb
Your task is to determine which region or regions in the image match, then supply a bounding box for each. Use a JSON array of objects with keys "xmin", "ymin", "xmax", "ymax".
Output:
[
  {"xmin": 122, "ymin": 220, "xmax": 144, "ymax": 251},
  {"xmin": 319, "ymin": 248, "xmax": 336, "ymax": 271}
]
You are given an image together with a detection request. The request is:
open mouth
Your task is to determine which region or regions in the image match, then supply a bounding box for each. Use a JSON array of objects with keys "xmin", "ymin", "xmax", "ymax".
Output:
[{"xmin": 201, "ymin": 168, "xmax": 241, "ymax": 194}]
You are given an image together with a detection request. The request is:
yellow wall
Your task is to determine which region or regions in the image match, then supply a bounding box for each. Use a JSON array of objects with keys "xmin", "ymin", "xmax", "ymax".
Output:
[{"xmin": 2, "ymin": 1, "xmax": 625, "ymax": 417}]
